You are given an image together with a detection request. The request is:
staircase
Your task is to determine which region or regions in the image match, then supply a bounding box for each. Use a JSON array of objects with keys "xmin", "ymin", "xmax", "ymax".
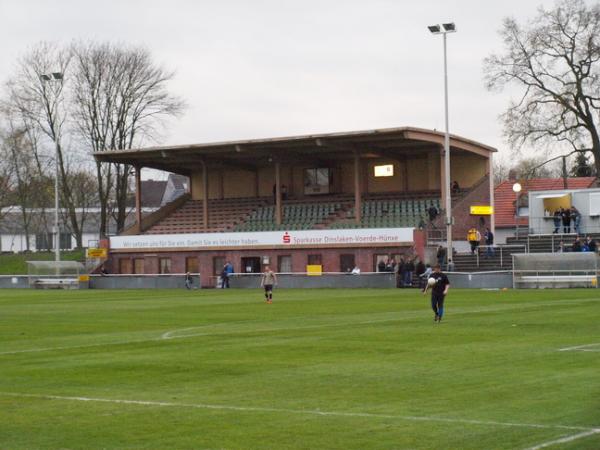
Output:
[
  {"xmin": 506, "ymin": 232, "xmax": 600, "ymax": 253},
  {"xmin": 452, "ymin": 245, "xmax": 525, "ymax": 272}
]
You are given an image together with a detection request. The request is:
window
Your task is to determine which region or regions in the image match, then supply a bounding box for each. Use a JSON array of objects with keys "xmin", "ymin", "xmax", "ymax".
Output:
[
  {"xmin": 159, "ymin": 258, "xmax": 171, "ymax": 274},
  {"xmin": 133, "ymin": 258, "xmax": 145, "ymax": 274},
  {"xmin": 304, "ymin": 168, "xmax": 331, "ymax": 195},
  {"xmin": 36, "ymin": 233, "xmax": 53, "ymax": 251},
  {"xmin": 278, "ymin": 255, "xmax": 292, "ymax": 273},
  {"xmin": 186, "ymin": 257, "xmax": 199, "ymax": 273},
  {"xmin": 119, "ymin": 258, "xmax": 132, "ymax": 274},
  {"xmin": 340, "ymin": 254, "xmax": 355, "ymax": 273},
  {"xmin": 374, "ymin": 164, "xmax": 394, "ymax": 177},
  {"xmin": 213, "ymin": 256, "xmax": 225, "ymax": 276},
  {"xmin": 35, "ymin": 232, "xmax": 72, "ymax": 250},
  {"xmin": 308, "ymin": 254, "xmax": 322, "ymax": 266},
  {"xmin": 374, "ymin": 254, "xmax": 389, "ymax": 272},
  {"xmin": 60, "ymin": 233, "xmax": 72, "ymax": 250}
]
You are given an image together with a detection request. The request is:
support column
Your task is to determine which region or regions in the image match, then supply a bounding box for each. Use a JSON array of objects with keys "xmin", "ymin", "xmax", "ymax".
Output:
[
  {"xmin": 202, "ymin": 162, "xmax": 209, "ymax": 231},
  {"xmin": 354, "ymin": 151, "xmax": 361, "ymax": 224},
  {"xmin": 135, "ymin": 166, "xmax": 143, "ymax": 234},
  {"xmin": 275, "ymin": 162, "xmax": 282, "ymax": 225},
  {"xmin": 487, "ymin": 155, "xmax": 495, "ymax": 235}
]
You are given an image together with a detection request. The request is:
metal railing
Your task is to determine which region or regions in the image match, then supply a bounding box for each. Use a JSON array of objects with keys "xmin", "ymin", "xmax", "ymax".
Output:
[
  {"xmin": 528, "ymin": 215, "xmax": 600, "ymax": 236},
  {"xmin": 468, "ymin": 244, "xmax": 528, "ymax": 268}
]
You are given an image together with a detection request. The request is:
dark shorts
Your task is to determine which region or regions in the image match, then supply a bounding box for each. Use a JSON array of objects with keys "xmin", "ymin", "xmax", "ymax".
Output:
[{"xmin": 264, "ymin": 284, "xmax": 273, "ymax": 293}]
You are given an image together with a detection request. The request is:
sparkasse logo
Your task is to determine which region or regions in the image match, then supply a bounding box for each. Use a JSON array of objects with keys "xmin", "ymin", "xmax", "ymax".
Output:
[{"xmin": 282, "ymin": 232, "xmax": 291, "ymax": 244}]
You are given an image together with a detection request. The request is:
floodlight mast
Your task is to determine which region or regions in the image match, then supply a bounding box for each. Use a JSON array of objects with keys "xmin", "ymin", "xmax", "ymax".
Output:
[
  {"xmin": 39, "ymin": 72, "xmax": 64, "ymax": 264},
  {"xmin": 428, "ymin": 22, "xmax": 456, "ymax": 270}
]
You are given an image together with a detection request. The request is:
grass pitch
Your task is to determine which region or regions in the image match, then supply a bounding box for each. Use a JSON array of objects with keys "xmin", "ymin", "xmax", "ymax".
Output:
[{"xmin": 0, "ymin": 288, "xmax": 599, "ymax": 449}]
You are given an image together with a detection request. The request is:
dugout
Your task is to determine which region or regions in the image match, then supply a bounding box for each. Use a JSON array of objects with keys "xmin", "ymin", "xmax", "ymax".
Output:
[
  {"xmin": 513, "ymin": 253, "xmax": 599, "ymax": 289},
  {"xmin": 95, "ymin": 127, "xmax": 496, "ymax": 287}
]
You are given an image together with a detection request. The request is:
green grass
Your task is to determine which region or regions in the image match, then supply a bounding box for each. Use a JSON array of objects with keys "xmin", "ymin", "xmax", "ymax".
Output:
[
  {"xmin": 0, "ymin": 288, "xmax": 599, "ymax": 449},
  {"xmin": 0, "ymin": 250, "xmax": 85, "ymax": 274}
]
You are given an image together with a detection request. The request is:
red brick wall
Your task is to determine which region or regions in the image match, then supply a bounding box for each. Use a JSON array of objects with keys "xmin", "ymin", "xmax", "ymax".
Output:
[{"xmin": 108, "ymin": 245, "xmax": 417, "ymax": 287}]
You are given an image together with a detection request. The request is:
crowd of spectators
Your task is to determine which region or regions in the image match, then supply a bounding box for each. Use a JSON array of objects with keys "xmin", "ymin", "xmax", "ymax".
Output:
[
  {"xmin": 552, "ymin": 206, "xmax": 581, "ymax": 234},
  {"xmin": 555, "ymin": 235, "xmax": 597, "ymax": 253}
]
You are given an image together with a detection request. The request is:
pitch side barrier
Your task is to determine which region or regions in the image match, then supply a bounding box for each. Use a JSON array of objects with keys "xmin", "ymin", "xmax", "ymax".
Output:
[
  {"xmin": 513, "ymin": 253, "xmax": 600, "ymax": 289},
  {"xmin": 0, "ymin": 271, "xmax": 513, "ymax": 289}
]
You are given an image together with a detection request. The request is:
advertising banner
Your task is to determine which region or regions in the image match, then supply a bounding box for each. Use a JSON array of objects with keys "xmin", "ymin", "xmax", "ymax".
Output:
[{"xmin": 110, "ymin": 227, "xmax": 414, "ymax": 250}]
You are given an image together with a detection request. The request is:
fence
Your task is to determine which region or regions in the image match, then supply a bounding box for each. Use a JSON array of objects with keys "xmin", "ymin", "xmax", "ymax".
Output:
[
  {"xmin": 470, "ymin": 244, "xmax": 527, "ymax": 268},
  {"xmin": 529, "ymin": 216, "xmax": 600, "ymax": 235}
]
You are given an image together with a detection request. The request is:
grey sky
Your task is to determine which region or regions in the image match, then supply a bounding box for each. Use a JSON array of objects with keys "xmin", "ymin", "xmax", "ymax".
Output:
[{"xmin": 0, "ymin": 0, "xmax": 555, "ymax": 165}]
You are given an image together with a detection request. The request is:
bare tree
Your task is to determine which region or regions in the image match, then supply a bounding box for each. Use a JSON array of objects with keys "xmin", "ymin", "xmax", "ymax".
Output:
[
  {"xmin": 71, "ymin": 42, "xmax": 185, "ymax": 234},
  {"xmin": 484, "ymin": 0, "xmax": 600, "ymax": 178},
  {"xmin": 3, "ymin": 42, "xmax": 88, "ymax": 247}
]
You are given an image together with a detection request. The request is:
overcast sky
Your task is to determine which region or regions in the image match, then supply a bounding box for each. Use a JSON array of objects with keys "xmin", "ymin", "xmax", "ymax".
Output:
[{"xmin": 0, "ymin": 0, "xmax": 556, "ymax": 166}]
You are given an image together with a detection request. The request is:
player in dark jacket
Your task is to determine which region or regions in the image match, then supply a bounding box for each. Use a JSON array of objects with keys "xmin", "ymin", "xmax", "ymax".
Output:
[{"xmin": 423, "ymin": 264, "xmax": 451, "ymax": 323}]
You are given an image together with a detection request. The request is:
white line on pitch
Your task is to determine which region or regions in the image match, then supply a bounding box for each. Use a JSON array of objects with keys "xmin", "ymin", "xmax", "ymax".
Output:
[
  {"xmin": 0, "ymin": 391, "xmax": 595, "ymax": 434},
  {"xmin": 558, "ymin": 343, "xmax": 600, "ymax": 352},
  {"xmin": 524, "ymin": 428, "xmax": 600, "ymax": 449},
  {"xmin": 1, "ymin": 298, "xmax": 598, "ymax": 356}
]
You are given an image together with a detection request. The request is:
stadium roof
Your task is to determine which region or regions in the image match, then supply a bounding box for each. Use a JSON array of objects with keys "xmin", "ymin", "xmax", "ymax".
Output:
[
  {"xmin": 494, "ymin": 177, "xmax": 597, "ymax": 228},
  {"xmin": 94, "ymin": 126, "xmax": 496, "ymax": 175}
]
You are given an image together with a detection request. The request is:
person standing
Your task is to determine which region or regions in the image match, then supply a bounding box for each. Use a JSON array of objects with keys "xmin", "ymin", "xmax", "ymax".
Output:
[
  {"xmin": 397, "ymin": 257, "xmax": 406, "ymax": 288},
  {"xmin": 261, "ymin": 265, "xmax": 278, "ymax": 304},
  {"xmin": 570, "ymin": 206, "xmax": 581, "ymax": 234},
  {"xmin": 561, "ymin": 207, "xmax": 571, "ymax": 233},
  {"xmin": 220, "ymin": 265, "xmax": 229, "ymax": 289},
  {"xmin": 572, "ymin": 237, "xmax": 583, "ymax": 252},
  {"xmin": 553, "ymin": 208, "xmax": 561, "ymax": 234},
  {"xmin": 484, "ymin": 227, "xmax": 495, "ymax": 258},
  {"xmin": 185, "ymin": 272, "xmax": 193, "ymax": 290},
  {"xmin": 423, "ymin": 264, "xmax": 450, "ymax": 323},
  {"xmin": 467, "ymin": 227, "xmax": 481, "ymax": 254},
  {"xmin": 586, "ymin": 236, "xmax": 597, "ymax": 253},
  {"xmin": 428, "ymin": 203, "xmax": 439, "ymax": 226},
  {"xmin": 436, "ymin": 245, "xmax": 446, "ymax": 267},
  {"xmin": 404, "ymin": 258, "xmax": 415, "ymax": 288}
]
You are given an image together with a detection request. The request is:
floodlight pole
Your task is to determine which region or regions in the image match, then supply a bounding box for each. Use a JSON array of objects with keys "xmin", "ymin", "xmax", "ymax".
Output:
[
  {"xmin": 442, "ymin": 31, "xmax": 452, "ymax": 270},
  {"xmin": 40, "ymin": 72, "xmax": 63, "ymax": 263},
  {"xmin": 429, "ymin": 23, "xmax": 456, "ymax": 270}
]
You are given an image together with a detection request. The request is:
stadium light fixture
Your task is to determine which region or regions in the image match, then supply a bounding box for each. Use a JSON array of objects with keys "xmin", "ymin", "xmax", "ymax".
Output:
[
  {"xmin": 512, "ymin": 182, "xmax": 522, "ymax": 193},
  {"xmin": 428, "ymin": 22, "xmax": 457, "ymax": 270},
  {"xmin": 513, "ymin": 182, "xmax": 522, "ymax": 237},
  {"xmin": 40, "ymin": 71, "xmax": 64, "ymax": 264}
]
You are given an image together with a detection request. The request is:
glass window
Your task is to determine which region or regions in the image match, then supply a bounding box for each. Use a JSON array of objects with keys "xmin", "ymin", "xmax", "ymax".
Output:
[
  {"xmin": 186, "ymin": 257, "xmax": 199, "ymax": 273},
  {"xmin": 60, "ymin": 233, "xmax": 72, "ymax": 250},
  {"xmin": 278, "ymin": 255, "xmax": 292, "ymax": 273},
  {"xmin": 159, "ymin": 258, "xmax": 171, "ymax": 274},
  {"xmin": 340, "ymin": 254, "xmax": 355, "ymax": 273},
  {"xmin": 35, "ymin": 233, "xmax": 52, "ymax": 251},
  {"xmin": 304, "ymin": 168, "xmax": 331, "ymax": 194},
  {"xmin": 119, "ymin": 258, "xmax": 132, "ymax": 274},
  {"xmin": 308, "ymin": 254, "xmax": 322, "ymax": 266},
  {"xmin": 133, "ymin": 258, "xmax": 145, "ymax": 274}
]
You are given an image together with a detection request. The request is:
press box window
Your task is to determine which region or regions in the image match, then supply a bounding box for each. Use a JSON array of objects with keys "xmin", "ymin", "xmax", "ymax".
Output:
[{"xmin": 374, "ymin": 164, "xmax": 394, "ymax": 177}]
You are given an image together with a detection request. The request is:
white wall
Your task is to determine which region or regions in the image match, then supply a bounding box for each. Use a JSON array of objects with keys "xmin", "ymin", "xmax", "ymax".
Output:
[{"xmin": 1, "ymin": 232, "xmax": 99, "ymax": 253}]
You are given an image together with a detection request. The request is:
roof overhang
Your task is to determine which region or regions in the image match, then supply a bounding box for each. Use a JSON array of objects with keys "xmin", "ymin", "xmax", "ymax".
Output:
[{"xmin": 93, "ymin": 126, "xmax": 497, "ymax": 175}]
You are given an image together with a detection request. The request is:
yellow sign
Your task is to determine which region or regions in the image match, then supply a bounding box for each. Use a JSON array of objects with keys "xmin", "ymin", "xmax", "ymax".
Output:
[
  {"xmin": 306, "ymin": 265, "xmax": 323, "ymax": 276},
  {"xmin": 86, "ymin": 248, "xmax": 108, "ymax": 259},
  {"xmin": 470, "ymin": 205, "xmax": 494, "ymax": 216},
  {"xmin": 78, "ymin": 275, "xmax": 90, "ymax": 282}
]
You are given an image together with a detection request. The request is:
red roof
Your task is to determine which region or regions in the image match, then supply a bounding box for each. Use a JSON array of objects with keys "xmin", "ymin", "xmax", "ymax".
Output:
[{"xmin": 494, "ymin": 178, "xmax": 596, "ymax": 228}]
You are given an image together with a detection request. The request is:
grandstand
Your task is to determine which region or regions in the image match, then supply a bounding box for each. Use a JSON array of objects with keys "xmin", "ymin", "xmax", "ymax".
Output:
[{"xmin": 95, "ymin": 127, "xmax": 495, "ymax": 285}]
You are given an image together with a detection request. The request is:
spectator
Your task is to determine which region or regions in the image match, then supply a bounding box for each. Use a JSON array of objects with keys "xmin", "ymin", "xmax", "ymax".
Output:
[
  {"xmin": 586, "ymin": 236, "xmax": 597, "ymax": 253},
  {"xmin": 552, "ymin": 208, "xmax": 561, "ymax": 234},
  {"xmin": 398, "ymin": 258, "xmax": 407, "ymax": 287},
  {"xmin": 405, "ymin": 258, "xmax": 415, "ymax": 288},
  {"xmin": 572, "ymin": 237, "xmax": 582, "ymax": 252},
  {"xmin": 451, "ymin": 181, "xmax": 460, "ymax": 194},
  {"xmin": 185, "ymin": 272, "xmax": 193, "ymax": 290},
  {"xmin": 428, "ymin": 203, "xmax": 439, "ymax": 225},
  {"xmin": 467, "ymin": 227, "xmax": 481, "ymax": 255},
  {"xmin": 555, "ymin": 240, "xmax": 566, "ymax": 253},
  {"xmin": 377, "ymin": 259, "xmax": 386, "ymax": 273},
  {"xmin": 436, "ymin": 245, "xmax": 446, "ymax": 267},
  {"xmin": 418, "ymin": 217, "xmax": 426, "ymax": 230},
  {"xmin": 570, "ymin": 206, "xmax": 581, "ymax": 234},
  {"xmin": 351, "ymin": 266, "xmax": 361, "ymax": 275},
  {"xmin": 484, "ymin": 227, "xmax": 494, "ymax": 258},
  {"xmin": 561, "ymin": 207, "xmax": 571, "ymax": 233}
]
